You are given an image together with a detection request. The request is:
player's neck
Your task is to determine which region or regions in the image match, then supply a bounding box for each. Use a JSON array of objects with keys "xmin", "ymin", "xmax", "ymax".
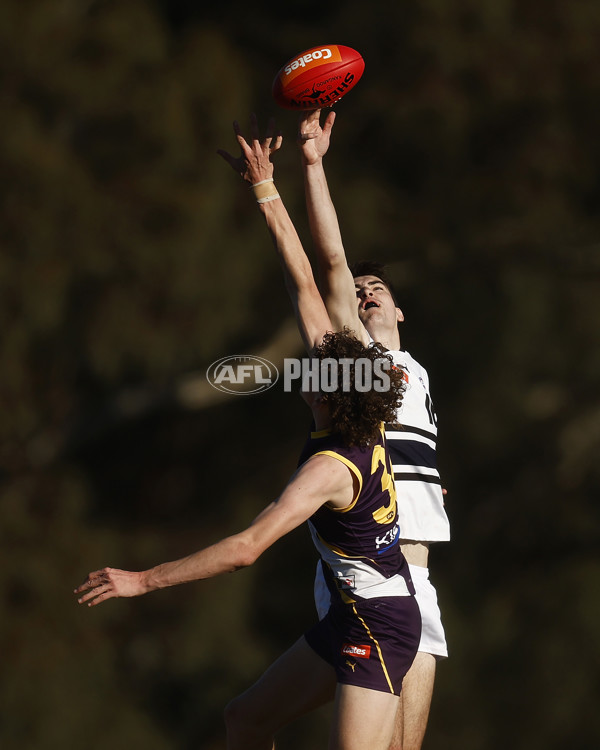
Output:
[
  {"xmin": 311, "ymin": 402, "xmax": 332, "ymax": 432},
  {"xmin": 366, "ymin": 322, "xmax": 401, "ymax": 352}
]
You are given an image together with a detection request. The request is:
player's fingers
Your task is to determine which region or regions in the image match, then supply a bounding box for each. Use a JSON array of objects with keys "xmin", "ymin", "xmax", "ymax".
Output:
[
  {"xmin": 234, "ymin": 130, "xmax": 251, "ymax": 153},
  {"xmin": 77, "ymin": 585, "xmax": 108, "ymax": 605},
  {"xmin": 217, "ymin": 150, "xmax": 245, "ymax": 175},
  {"xmin": 87, "ymin": 568, "xmax": 107, "ymax": 579},
  {"xmin": 232, "ymin": 121, "xmax": 252, "ymax": 152},
  {"xmin": 74, "ymin": 569, "xmax": 104, "ymax": 594},
  {"xmin": 299, "ymin": 108, "xmax": 320, "ymax": 129},
  {"xmin": 233, "ymin": 120, "xmax": 248, "ymax": 149},
  {"xmin": 322, "ymin": 110, "xmax": 336, "ymax": 135},
  {"xmin": 216, "ymin": 148, "xmax": 235, "ymax": 166},
  {"xmin": 217, "ymin": 149, "xmax": 248, "ymax": 179},
  {"xmin": 77, "ymin": 587, "xmax": 98, "ymax": 604},
  {"xmin": 85, "ymin": 589, "xmax": 114, "ymax": 607},
  {"xmin": 249, "ymin": 112, "xmax": 260, "ymax": 144},
  {"xmin": 271, "ymin": 133, "xmax": 283, "ymax": 153},
  {"xmin": 264, "ymin": 115, "xmax": 275, "ymax": 140}
]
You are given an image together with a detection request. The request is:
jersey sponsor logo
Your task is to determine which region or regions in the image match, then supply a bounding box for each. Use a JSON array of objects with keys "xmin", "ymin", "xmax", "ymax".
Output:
[
  {"xmin": 342, "ymin": 643, "xmax": 371, "ymax": 659},
  {"xmin": 375, "ymin": 523, "xmax": 399, "ymax": 552}
]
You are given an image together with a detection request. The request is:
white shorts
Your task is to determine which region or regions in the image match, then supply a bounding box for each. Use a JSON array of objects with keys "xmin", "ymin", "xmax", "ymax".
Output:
[
  {"xmin": 409, "ymin": 563, "xmax": 448, "ymax": 659},
  {"xmin": 313, "ymin": 562, "xmax": 448, "ymax": 659}
]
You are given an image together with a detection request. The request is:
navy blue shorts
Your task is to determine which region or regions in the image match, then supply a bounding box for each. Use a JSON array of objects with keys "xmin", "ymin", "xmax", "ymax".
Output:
[{"xmin": 304, "ymin": 595, "xmax": 421, "ymax": 695}]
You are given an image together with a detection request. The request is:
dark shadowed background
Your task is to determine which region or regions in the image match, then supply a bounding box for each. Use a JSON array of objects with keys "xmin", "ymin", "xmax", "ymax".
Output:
[{"xmin": 1, "ymin": 1, "xmax": 599, "ymax": 748}]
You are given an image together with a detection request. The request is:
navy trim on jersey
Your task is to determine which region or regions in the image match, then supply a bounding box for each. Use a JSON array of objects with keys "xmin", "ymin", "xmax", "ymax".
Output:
[
  {"xmin": 385, "ymin": 423, "xmax": 437, "ymax": 443},
  {"xmin": 387, "ymin": 441, "xmax": 438, "ymax": 470},
  {"xmin": 393, "ymin": 472, "xmax": 442, "ymax": 485}
]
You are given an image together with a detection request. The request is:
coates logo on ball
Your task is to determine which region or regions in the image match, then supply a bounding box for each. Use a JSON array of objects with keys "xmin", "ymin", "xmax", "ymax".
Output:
[{"xmin": 272, "ymin": 44, "xmax": 365, "ymax": 110}]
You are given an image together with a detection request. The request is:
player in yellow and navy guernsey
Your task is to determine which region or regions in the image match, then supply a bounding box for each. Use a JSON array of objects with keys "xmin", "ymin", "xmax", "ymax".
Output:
[
  {"xmin": 75, "ymin": 116, "xmax": 422, "ymax": 750},
  {"xmin": 300, "ymin": 422, "xmax": 420, "ymax": 695}
]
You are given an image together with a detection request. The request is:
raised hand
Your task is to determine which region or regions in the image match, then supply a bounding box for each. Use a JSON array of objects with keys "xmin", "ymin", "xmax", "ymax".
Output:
[
  {"xmin": 217, "ymin": 113, "xmax": 283, "ymax": 186},
  {"xmin": 298, "ymin": 108, "xmax": 336, "ymax": 166}
]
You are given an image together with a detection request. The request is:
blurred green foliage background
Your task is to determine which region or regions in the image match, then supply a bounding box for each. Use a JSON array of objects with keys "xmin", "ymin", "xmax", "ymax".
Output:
[{"xmin": 1, "ymin": 1, "xmax": 599, "ymax": 748}]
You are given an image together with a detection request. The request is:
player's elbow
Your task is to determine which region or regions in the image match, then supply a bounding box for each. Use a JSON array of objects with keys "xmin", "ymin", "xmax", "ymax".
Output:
[
  {"xmin": 318, "ymin": 249, "xmax": 347, "ymax": 273},
  {"xmin": 284, "ymin": 263, "xmax": 315, "ymax": 296},
  {"xmin": 232, "ymin": 537, "xmax": 263, "ymax": 569}
]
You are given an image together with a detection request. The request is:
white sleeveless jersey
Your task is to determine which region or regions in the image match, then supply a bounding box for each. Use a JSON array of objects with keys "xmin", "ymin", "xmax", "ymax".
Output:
[{"xmin": 387, "ymin": 349, "xmax": 450, "ymax": 542}]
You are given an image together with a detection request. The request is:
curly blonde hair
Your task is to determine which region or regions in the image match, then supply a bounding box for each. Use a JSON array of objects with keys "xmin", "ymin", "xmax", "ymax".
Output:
[{"xmin": 312, "ymin": 329, "xmax": 405, "ymax": 447}]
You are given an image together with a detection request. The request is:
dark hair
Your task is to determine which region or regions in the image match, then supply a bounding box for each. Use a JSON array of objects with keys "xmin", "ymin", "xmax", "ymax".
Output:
[
  {"xmin": 349, "ymin": 260, "xmax": 399, "ymax": 305},
  {"xmin": 312, "ymin": 329, "xmax": 405, "ymax": 447}
]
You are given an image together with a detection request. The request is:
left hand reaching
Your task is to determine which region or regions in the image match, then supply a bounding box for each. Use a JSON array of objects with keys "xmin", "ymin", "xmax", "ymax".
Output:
[{"xmin": 217, "ymin": 113, "xmax": 283, "ymax": 185}]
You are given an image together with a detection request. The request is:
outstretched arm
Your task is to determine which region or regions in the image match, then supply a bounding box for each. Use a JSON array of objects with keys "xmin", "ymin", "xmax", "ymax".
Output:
[
  {"xmin": 218, "ymin": 115, "xmax": 331, "ymax": 354},
  {"xmin": 298, "ymin": 109, "xmax": 367, "ymax": 344},
  {"xmin": 74, "ymin": 454, "xmax": 353, "ymax": 607}
]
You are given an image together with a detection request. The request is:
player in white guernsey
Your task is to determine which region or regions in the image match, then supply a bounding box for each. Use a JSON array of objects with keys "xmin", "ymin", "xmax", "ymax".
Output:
[{"xmin": 299, "ymin": 108, "xmax": 450, "ymax": 750}]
